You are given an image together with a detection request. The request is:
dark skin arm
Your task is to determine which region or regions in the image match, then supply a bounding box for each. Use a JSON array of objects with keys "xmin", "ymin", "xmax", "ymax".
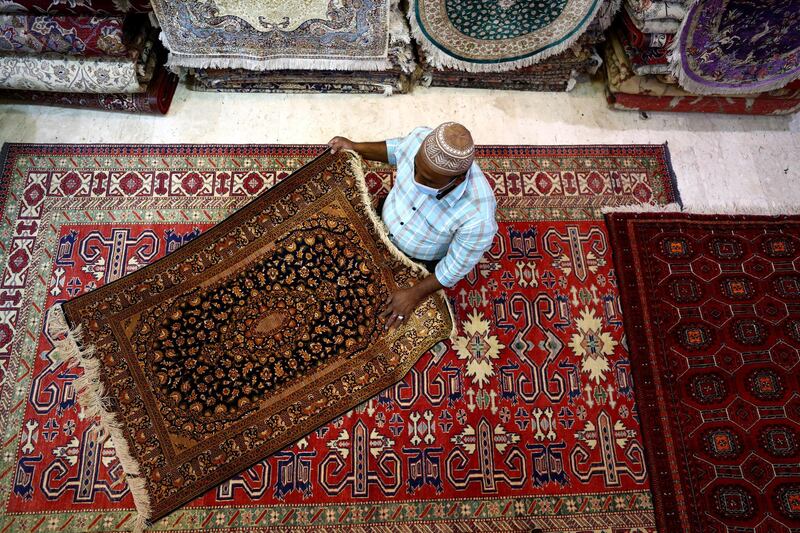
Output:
[
  {"xmin": 327, "ymin": 135, "xmax": 445, "ymax": 331},
  {"xmin": 328, "ymin": 137, "xmax": 388, "ymax": 163},
  {"xmin": 380, "ymin": 272, "xmax": 444, "ymax": 331}
]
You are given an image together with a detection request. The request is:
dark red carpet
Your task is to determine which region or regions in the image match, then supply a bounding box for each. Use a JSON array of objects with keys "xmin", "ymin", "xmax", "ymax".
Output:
[{"xmin": 607, "ymin": 212, "xmax": 800, "ymax": 532}]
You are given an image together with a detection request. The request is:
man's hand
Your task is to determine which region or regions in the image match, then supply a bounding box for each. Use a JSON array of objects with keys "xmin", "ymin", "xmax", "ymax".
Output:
[
  {"xmin": 379, "ymin": 273, "xmax": 445, "ymax": 331},
  {"xmin": 328, "ymin": 136, "xmax": 354, "ymax": 154},
  {"xmin": 380, "ymin": 287, "xmax": 424, "ymax": 331}
]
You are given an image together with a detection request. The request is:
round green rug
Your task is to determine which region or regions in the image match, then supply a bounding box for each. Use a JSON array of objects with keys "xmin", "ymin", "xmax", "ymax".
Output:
[{"xmin": 410, "ymin": 0, "xmax": 611, "ymax": 72}]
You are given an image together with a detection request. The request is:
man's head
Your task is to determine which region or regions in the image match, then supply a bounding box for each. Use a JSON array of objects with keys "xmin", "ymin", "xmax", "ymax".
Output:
[{"xmin": 414, "ymin": 122, "xmax": 475, "ymax": 190}]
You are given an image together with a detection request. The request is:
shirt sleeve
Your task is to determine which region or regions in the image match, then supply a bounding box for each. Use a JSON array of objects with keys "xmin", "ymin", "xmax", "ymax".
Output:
[
  {"xmin": 434, "ymin": 215, "xmax": 498, "ymax": 288},
  {"xmin": 385, "ymin": 136, "xmax": 404, "ymax": 166}
]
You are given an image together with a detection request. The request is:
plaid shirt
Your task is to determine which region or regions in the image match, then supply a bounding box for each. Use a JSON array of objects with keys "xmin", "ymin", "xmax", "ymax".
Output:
[{"xmin": 383, "ymin": 127, "xmax": 498, "ymax": 288}]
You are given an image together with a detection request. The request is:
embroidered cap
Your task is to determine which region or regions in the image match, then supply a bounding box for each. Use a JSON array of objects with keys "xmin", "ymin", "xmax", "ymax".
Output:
[{"xmin": 420, "ymin": 122, "xmax": 475, "ymax": 177}]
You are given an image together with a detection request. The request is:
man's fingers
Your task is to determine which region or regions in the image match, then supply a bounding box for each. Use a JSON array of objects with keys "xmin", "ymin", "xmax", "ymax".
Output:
[{"xmin": 380, "ymin": 295, "xmax": 394, "ymax": 319}]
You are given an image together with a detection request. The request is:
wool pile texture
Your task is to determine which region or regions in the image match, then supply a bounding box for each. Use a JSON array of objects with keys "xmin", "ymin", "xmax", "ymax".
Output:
[
  {"xmin": 411, "ymin": 0, "xmax": 616, "ymax": 91},
  {"xmin": 605, "ymin": 0, "xmax": 800, "ymax": 114},
  {"xmin": 607, "ymin": 211, "xmax": 800, "ymax": 532}
]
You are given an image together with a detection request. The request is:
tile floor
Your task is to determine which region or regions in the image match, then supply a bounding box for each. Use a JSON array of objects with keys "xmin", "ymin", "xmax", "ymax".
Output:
[{"xmin": 1, "ymin": 79, "xmax": 799, "ymax": 208}]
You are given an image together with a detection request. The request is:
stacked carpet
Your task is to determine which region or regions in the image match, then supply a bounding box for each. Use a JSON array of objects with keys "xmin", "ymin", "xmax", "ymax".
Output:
[
  {"xmin": 604, "ymin": 32, "xmax": 800, "ymax": 115},
  {"xmin": 604, "ymin": 0, "xmax": 800, "ymax": 114},
  {"xmin": 419, "ymin": 33, "xmax": 603, "ymax": 92},
  {"xmin": 188, "ymin": 64, "xmax": 413, "ymax": 95},
  {"xmin": 0, "ymin": 3, "xmax": 178, "ymax": 113},
  {"xmin": 411, "ymin": 0, "xmax": 616, "ymax": 92},
  {"xmin": 151, "ymin": 0, "xmax": 416, "ymax": 95}
]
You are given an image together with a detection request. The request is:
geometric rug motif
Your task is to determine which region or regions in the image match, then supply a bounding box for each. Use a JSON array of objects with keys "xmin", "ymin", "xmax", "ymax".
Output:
[
  {"xmin": 409, "ymin": 0, "xmax": 607, "ymax": 72},
  {"xmin": 606, "ymin": 212, "xmax": 800, "ymax": 532},
  {"xmin": 0, "ymin": 144, "xmax": 677, "ymax": 532}
]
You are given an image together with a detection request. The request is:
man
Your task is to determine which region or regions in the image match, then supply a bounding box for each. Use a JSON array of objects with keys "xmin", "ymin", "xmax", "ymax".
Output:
[{"xmin": 328, "ymin": 122, "xmax": 497, "ymax": 330}]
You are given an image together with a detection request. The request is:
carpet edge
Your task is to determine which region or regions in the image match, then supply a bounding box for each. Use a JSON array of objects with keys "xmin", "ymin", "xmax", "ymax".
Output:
[
  {"xmin": 45, "ymin": 304, "xmax": 153, "ymax": 532},
  {"xmin": 603, "ymin": 213, "xmax": 681, "ymax": 531},
  {"xmin": 407, "ymin": 0, "xmax": 605, "ymax": 73}
]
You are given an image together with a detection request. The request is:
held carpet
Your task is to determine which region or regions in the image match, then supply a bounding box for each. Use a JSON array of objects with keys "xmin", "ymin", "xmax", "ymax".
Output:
[
  {"xmin": 0, "ymin": 144, "xmax": 678, "ymax": 532},
  {"xmin": 48, "ymin": 150, "xmax": 454, "ymax": 526},
  {"xmin": 606, "ymin": 211, "xmax": 800, "ymax": 532}
]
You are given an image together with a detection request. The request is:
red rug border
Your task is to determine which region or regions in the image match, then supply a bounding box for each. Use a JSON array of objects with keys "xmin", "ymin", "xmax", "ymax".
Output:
[{"xmin": 0, "ymin": 141, "xmax": 682, "ymax": 219}]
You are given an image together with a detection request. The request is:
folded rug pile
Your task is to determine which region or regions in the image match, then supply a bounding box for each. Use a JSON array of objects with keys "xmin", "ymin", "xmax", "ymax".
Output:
[
  {"xmin": 0, "ymin": 2, "xmax": 178, "ymax": 113},
  {"xmin": 150, "ymin": 0, "xmax": 417, "ymax": 95},
  {"xmin": 604, "ymin": 0, "xmax": 800, "ymax": 114},
  {"xmin": 603, "ymin": 32, "xmax": 800, "ymax": 115}
]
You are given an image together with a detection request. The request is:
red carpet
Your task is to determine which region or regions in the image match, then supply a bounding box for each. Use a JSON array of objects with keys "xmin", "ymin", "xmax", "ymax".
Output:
[
  {"xmin": 607, "ymin": 212, "xmax": 800, "ymax": 532},
  {"xmin": 0, "ymin": 144, "xmax": 678, "ymax": 531}
]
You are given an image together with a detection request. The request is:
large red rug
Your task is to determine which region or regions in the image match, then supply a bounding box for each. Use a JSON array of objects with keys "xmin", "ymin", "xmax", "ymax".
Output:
[
  {"xmin": 606, "ymin": 212, "xmax": 800, "ymax": 533},
  {"xmin": 0, "ymin": 144, "xmax": 678, "ymax": 532}
]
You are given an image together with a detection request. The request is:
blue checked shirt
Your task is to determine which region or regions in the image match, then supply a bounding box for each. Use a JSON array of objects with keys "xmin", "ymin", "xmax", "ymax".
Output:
[{"xmin": 383, "ymin": 127, "xmax": 498, "ymax": 288}]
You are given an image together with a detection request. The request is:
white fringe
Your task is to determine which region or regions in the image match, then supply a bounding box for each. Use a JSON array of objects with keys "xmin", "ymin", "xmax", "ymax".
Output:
[
  {"xmin": 112, "ymin": 0, "xmax": 132, "ymax": 12},
  {"xmin": 595, "ymin": 0, "xmax": 623, "ymax": 31},
  {"xmin": 165, "ymin": 53, "xmax": 395, "ymax": 73},
  {"xmin": 346, "ymin": 152, "xmax": 457, "ymax": 340},
  {"xmin": 45, "ymin": 305, "xmax": 153, "ymax": 532},
  {"xmin": 669, "ymin": 1, "xmax": 800, "ymax": 96},
  {"xmin": 602, "ymin": 202, "xmax": 800, "ymax": 215},
  {"xmin": 407, "ymin": 0, "xmax": 606, "ymax": 73}
]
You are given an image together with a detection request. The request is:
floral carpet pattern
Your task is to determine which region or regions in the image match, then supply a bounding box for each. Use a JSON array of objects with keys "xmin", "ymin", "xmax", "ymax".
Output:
[
  {"xmin": 673, "ymin": 0, "xmax": 800, "ymax": 95},
  {"xmin": 150, "ymin": 0, "xmax": 395, "ymax": 71},
  {"xmin": 0, "ymin": 144, "xmax": 678, "ymax": 531},
  {"xmin": 607, "ymin": 212, "xmax": 800, "ymax": 532}
]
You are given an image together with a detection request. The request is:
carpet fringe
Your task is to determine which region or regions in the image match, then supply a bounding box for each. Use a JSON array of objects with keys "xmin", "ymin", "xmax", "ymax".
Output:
[
  {"xmin": 165, "ymin": 53, "xmax": 395, "ymax": 73},
  {"xmin": 347, "ymin": 152, "xmax": 457, "ymax": 340},
  {"xmin": 112, "ymin": 0, "xmax": 132, "ymax": 12},
  {"xmin": 407, "ymin": 0, "xmax": 606, "ymax": 73},
  {"xmin": 45, "ymin": 304, "xmax": 152, "ymax": 533},
  {"xmin": 668, "ymin": 1, "xmax": 800, "ymax": 96},
  {"xmin": 603, "ymin": 202, "xmax": 800, "ymax": 215}
]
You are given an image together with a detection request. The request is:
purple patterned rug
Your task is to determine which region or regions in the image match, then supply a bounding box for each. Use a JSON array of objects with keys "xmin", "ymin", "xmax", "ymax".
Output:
[{"xmin": 672, "ymin": 0, "xmax": 800, "ymax": 95}]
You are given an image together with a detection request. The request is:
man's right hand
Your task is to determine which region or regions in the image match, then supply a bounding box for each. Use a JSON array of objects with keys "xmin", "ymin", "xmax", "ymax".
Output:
[{"xmin": 328, "ymin": 137, "xmax": 355, "ymax": 154}]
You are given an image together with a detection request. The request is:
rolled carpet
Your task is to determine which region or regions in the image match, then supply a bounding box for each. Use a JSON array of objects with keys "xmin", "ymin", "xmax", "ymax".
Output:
[
  {"xmin": 615, "ymin": 27, "xmax": 670, "ymax": 75},
  {"xmin": 624, "ymin": 0, "xmax": 686, "ymax": 21},
  {"xmin": 624, "ymin": 5, "xmax": 680, "ymax": 33},
  {"xmin": 620, "ymin": 10, "xmax": 673, "ymax": 49},
  {"xmin": 0, "ymin": 26, "xmax": 154, "ymax": 92},
  {"xmin": 0, "ymin": 14, "xmax": 144, "ymax": 57},
  {"xmin": 0, "ymin": 58, "xmax": 179, "ymax": 113}
]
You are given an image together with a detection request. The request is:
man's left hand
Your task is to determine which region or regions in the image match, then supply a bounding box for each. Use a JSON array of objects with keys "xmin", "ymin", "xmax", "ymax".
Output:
[{"xmin": 380, "ymin": 287, "xmax": 424, "ymax": 331}]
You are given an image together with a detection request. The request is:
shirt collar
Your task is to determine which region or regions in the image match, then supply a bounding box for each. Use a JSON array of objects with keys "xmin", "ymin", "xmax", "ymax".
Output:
[{"xmin": 441, "ymin": 164, "xmax": 475, "ymax": 207}]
